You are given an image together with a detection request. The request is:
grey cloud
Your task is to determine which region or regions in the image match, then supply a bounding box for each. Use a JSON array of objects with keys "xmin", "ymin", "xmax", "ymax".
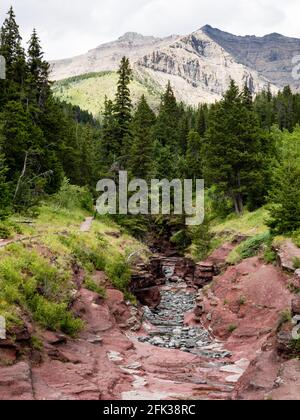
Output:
[{"xmin": 0, "ymin": 0, "xmax": 297, "ymax": 60}]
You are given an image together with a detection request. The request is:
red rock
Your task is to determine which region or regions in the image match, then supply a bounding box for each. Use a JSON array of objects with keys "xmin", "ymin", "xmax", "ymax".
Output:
[
  {"xmin": 292, "ymin": 296, "xmax": 300, "ymax": 315},
  {"xmin": 0, "ymin": 362, "xmax": 33, "ymax": 400},
  {"xmin": 135, "ymin": 286, "xmax": 161, "ymax": 308},
  {"xmin": 276, "ymin": 240, "xmax": 300, "ymax": 272}
]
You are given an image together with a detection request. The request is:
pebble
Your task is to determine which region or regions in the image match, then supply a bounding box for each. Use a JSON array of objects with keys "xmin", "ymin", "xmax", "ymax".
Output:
[{"xmin": 138, "ymin": 284, "xmax": 231, "ymax": 359}]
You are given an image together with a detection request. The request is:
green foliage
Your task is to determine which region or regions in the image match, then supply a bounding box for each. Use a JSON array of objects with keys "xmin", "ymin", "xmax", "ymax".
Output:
[
  {"xmin": 267, "ymin": 126, "xmax": 300, "ymax": 234},
  {"xmin": 170, "ymin": 229, "xmax": 192, "ymax": 252},
  {"xmin": 204, "ymin": 81, "xmax": 274, "ymax": 215},
  {"xmin": 228, "ymin": 324, "xmax": 238, "ymax": 333},
  {"xmin": 0, "ymin": 244, "xmax": 83, "ymax": 336},
  {"xmin": 105, "ymin": 256, "xmax": 131, "ymax": 293},
  {"xmin": 53, "ymin": 178, "xmax": 93, "ymax": 212},
  {"xmin": 84, "ymin": 276, "xmax": 106, "ymax": 298},
  {"xmin": 238, "ymin": 232, "xmax": 272, "ymax": 259},
  {"xmin": 293, "ymin": 257, "xmax": 300, "ymax": 270},
  {"xmin": 192, "ymin": 217, "xmax": 213, "ymax": 261},
  {"xmin": 280, "ymin": 309, "xmax": 292, "ymax": 324}
]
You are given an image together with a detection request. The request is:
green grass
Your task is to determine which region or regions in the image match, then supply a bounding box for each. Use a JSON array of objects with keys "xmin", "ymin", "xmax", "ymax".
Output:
[
  {"xmin": 84, "ymin": 276, "xmax": 106, "ymax": 298},
  {"xmin": 227, "ymin": 232, "xmax": 272, "ymax": 264},
  {"xmin": 0, "ymin": 182, "xmax": 148, "ymax": 337},
  {"xmin": 213, "ymin": 208, "xmax": 269, "ymax": 238},
  {"xmin": 53, "ymin": 71, "xmax": 161, "ymax": 118},
  {"xmin": 0, "ymin": 243, "xmax": 83, "ymax": 336}
]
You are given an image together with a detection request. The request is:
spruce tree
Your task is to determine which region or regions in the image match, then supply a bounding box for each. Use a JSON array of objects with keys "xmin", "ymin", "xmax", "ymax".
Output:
[
  {"xmin": 186, "ymin": 129, "xmax": 203, "ymax": 182},
  {"xmin": 0, "ymin": 7, "xmax": 27, "ymax": 102},
  {"xmin": 129, "ymin": 95, "xmax": 156, "ymax": 180},
  {"xmin": 114, "ymin": 57, "xmax": 133, "ymax": 150},
  {"xmin": 154, "ymin": 82, "xmax": 180, "ymax": 152},
  {"xmin": 27, "ymin": 29, "xmax": 51, "ymax": 110},
  {"xmin": 196, "ymin": 104, "xmax": 208, "ymax": 136},
  {"xmin": 267, "ymin": 127, "xmax": 300, "ymax": 234},
  {"xmin": 204, "ymin": 80, "xmax": 271, "ymax": 215}
]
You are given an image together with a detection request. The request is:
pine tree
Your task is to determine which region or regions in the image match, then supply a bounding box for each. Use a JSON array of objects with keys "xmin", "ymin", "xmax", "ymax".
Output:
[
  {"xmin": 114, "ymin": 57, "xmax": 133, "ymax": 150},
  {"xmin": 154, "ymin": 82, "xmax": 180, "ymax": 151},
  {"xmin": 186, "ymin": 130, "xmax": 203, "ymax": 182},
  {"xmin": 204, "ymin": 80, "xmax": 271, "ymax": 215},
  {"xmin": 267, "ymin": 127, "xmax": 300, "ymax": 234},
  {"xmin": 0, "ymin": 127, "xmax": 10, "ymax": 218},
  {"xmin": 196, "ymin": 104, "xmax": 208, "ymax": 136},
  {"xmin": 129, "ymin": 95, "xmax": 156, "ymax": 179},
  {"xmin": 0, "ymin": 7, "xmax": 27, "ymax": 102},
  {"xmin": 27, "ymin": 29, "xmax": 51, "ymax": 110},
  {"xmin": 192, "ymin": 216, "xmax": 212, "ymax": 261}
]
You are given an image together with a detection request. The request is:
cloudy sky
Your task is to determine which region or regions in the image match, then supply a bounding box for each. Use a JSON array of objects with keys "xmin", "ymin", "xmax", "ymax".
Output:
[{"xmin": 1, "ymin": 0, "xmax": 299, "ymax": 60}]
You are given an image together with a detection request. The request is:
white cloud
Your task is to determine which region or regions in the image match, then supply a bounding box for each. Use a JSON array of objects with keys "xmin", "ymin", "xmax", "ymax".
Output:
[{"xmin": 0, "ymin": 0, "xmax": 298, "ymax": 60}]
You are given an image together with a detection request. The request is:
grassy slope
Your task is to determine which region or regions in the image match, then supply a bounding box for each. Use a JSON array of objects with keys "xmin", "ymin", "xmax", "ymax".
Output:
[
  {"xmin": 0, "ymin": 203, "xmax": 148, "ymax": 339},
  {"xmin": 53, "ymin": 71, "xmax": 162, "ymax": 117}
]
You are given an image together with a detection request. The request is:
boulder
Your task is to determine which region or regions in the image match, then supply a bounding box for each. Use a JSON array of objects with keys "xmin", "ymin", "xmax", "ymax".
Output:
[
  {"xmin": 292, "ymin": 296, "xmax": 300, "ymax": 315},
  {"xmin": 135, "ymin": 286, "xmax": 161, "ymax": 309}
]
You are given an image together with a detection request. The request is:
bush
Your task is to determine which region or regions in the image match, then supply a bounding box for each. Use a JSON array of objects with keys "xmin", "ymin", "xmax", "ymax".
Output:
[
  {"xmin": 238, "ymin": 232, "xmax": 272, "ymax": 259},
  {"xmin": 0, "ymin": 222, "xmax": 12, "ymax": 239},
  {"xmin": 293, "ymin": 257, "xmax": 300, "ymax": 270},
  {"xmin": 0, "ymin": 244, "xmax": 82, "ymax": 336},
  {"xmin": 29, "ymin": 295, "xmax": 83, "ymax": 337},
  {"xmin": 53, "ymin": 178, "xmax": 93, "ymax": 212},
  {"xmin": 106, "ymin": 256, "xmax": 131, "ymax": 292},
  {"xmin": 171, "ymin": 229, "xmax": 192, "ymax": 252},
  {"xmin": 84, "ymin": 276, "xmax": 106, "ymax": 298}
]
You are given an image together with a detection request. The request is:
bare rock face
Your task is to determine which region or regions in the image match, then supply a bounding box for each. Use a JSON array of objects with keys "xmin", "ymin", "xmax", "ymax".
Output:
[
  {"xmin": 50, "ymin": 27, "xmax": 280, "ymax": 107},
  {"xmin": 139, "ymin": 29, "xmax": 276, "ymax": 105},
  {"xmin": 135, "ymin": 286, "xmax": 162, "ymax": 309},
  {"xmin": 202, "ymin": 25, "xmax": 300, "ymax": 91},
  {"xmin": 194, "ymin": 262, "xmax": 215, "ymax": 288}
]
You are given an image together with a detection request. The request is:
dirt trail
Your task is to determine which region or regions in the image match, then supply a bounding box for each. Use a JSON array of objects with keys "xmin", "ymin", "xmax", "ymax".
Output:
[{"xmin": 80, "ymin": 217, "xmax": 94, "ymax": 233}]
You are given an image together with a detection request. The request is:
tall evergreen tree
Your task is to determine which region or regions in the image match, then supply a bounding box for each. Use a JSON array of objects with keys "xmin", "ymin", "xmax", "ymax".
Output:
[
  {"xmin": 0, "ymin": 7, "xmax": 27, "ymax": 102},
  {"xmin": 114, "ymin": 57, "xmax": 133, "ymax": 150},
  {"xmin": 27, "ymin": 29, "xmax": 51, "ymax": 110},
  {"xmin": 129, "ymin": 95, "xmax": 156, "ymax": 179},
  {"xmin": 186, "ymin": 130, "xmax": 203, "ymax": 182},
  {"xmin": 154, "ymin": 82, "xmax": 179, "ymax": 148},
  {"xmin": 204, "ymin": 80, "xmax": 272, "ymax": 215}
]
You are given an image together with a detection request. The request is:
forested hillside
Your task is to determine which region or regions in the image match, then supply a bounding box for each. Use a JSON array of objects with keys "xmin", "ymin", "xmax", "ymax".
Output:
[{"xmin": 1, "ymin": 13, "xmax": 299, "ymax": 251}]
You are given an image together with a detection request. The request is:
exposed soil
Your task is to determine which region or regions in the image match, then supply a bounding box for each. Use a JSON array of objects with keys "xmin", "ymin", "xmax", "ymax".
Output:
[{"xmin": 0, "ymin": 230, "xmax": 299, "ymax": 400}]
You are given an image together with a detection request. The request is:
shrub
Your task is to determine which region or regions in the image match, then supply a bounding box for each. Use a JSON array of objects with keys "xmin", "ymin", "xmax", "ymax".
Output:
[
  {"xmin": 228, "ymin": 324, "xmax": 238, "ymax": 334},
  {"xmin": 0, "ymin": 222, "xmax": 13, "ymax": 239},
  {"xmin": 84, "ymin": 276, "xmax": 106, "ymax": 298},
  {"xmin": 293, "ymin": 257, "xmax": 300, "ymax": 270},
  {"xmin": 29, "ymin": 295, "xmax": 83, "ymax": 337},
  {"xmin": 0, "ymin": 244, "xmax": 82, "ymax": 336},
  {"xmin": 238, "ymin": 232, "xmax": 272, "ymax": 259},
  {"xmin": 106, "ymin": 256, "xmax": 131, "ymax": 292},
  {"xmin": 53, "ymin": 178, "xmax": 93, "ymax": 212}
]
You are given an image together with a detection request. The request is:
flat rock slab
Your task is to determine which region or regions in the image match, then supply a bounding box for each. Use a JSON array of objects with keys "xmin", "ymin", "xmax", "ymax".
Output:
[{"xmin": 277, "ymin": 240, "xmax": 300, "ymax": 272}]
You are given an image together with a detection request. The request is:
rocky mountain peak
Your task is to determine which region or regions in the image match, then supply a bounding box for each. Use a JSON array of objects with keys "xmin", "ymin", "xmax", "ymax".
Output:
[{"xmin": 117, "ymin": 32, "xmax": 153, "ymax": 43}]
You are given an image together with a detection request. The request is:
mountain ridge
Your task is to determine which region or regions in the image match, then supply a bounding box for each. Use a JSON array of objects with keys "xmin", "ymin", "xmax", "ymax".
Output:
[{"xmin": 51, "ymin": 25, "xmax": 300, "ymax": 108}]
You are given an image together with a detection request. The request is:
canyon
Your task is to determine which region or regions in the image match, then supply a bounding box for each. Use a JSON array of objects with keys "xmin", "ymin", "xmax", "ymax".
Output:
[{"xmin": 1, "ymin": 230, "xmax": 299, "ymax": 400}]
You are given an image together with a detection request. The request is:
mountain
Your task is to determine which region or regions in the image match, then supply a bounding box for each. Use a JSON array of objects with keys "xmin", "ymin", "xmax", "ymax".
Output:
[
  {"xmin": 51, "ymin": 32, "xmax": 179, "ymax": 81},
  {"xmin": 202, "ymin": 25, "xmax": 300, "ymax": 91},
  {"xmin": 51, "ymin": 26, "xmax": 300, "ymax": 112}
]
